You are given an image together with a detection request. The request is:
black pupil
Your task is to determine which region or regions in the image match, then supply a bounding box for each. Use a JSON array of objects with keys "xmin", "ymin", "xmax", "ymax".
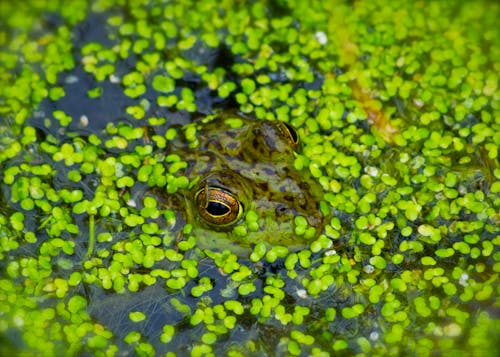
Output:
[
  {"xmin": 283, "ymin": 123, "xmax": 298, "ymax": 143},
  {"xmin": 207, "ymin": 201, "xmax": 230, "ymax": 216}
]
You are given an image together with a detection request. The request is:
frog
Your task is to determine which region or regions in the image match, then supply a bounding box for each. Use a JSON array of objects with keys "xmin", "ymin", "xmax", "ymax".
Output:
[
  {"xmin": 155, "ymin": 112, "xmax": 329, "ymax": 255},
  {"xmin": 85, "ymin": 113, "xmax": 331, "ymax": 356}
]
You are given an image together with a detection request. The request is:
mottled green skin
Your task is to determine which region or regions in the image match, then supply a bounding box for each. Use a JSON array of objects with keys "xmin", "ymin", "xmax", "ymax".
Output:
[{"xmin": 165, "ymin": 113, "xmax": 328, "ymax": 254}]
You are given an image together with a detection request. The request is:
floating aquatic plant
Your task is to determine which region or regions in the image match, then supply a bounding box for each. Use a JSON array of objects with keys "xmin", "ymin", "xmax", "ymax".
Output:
[{"xmin": 0, "ymin": 0, "xmax": 499, "ymax": 356}]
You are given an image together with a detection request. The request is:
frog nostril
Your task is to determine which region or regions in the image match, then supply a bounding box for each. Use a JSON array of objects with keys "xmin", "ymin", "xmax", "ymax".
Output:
[{"xmin": 275, "ymin": 204, "xmax": 288, "ymax": 216}]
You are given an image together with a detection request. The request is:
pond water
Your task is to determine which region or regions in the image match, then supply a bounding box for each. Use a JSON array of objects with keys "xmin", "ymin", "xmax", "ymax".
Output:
[{"xmin": 0, "ymin": 0, "xmax": 499, "ymax": 356}]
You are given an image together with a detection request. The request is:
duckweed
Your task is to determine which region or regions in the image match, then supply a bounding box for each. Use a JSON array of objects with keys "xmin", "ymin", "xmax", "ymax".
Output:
[{"xmin": 1, "ymin": 0, "xmax": 499, "ymax": 356}]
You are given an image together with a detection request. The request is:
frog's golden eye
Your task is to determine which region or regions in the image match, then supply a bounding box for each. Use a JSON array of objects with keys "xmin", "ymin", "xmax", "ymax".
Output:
[
  {"xmin": 278, "ymin": 122, "xmax": 299, "ymax": 149},
  {"xmin": 195, "ymin": 187, "xmax": 243, "ymax": 226}
]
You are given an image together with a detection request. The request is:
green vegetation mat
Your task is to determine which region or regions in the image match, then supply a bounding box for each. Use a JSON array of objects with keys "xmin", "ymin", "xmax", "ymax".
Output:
[{"xmin": 0, "ymin": 0, "xmax": 498, "ymax": 356}]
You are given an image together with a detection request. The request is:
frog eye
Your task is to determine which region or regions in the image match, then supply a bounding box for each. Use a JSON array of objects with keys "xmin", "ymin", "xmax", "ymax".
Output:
[
  {"xmin": 278, "ymin": 121, "xmax": 299, "ymax": 149},
  {"xmin": 195, "ymin": 187, "xmax": 243, "ymax": 226}
]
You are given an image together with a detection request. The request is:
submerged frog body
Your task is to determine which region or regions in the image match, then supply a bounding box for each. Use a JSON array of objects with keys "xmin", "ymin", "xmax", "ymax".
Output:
[{"xmin": 160, "ymin": 113, "xmax": 328, "ymax": 254}]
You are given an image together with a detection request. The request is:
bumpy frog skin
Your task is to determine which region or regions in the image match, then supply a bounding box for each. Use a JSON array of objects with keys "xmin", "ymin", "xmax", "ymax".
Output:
[{"xmin": 160, "ymin": 113, "xmax": 328, "ymax": 254}]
